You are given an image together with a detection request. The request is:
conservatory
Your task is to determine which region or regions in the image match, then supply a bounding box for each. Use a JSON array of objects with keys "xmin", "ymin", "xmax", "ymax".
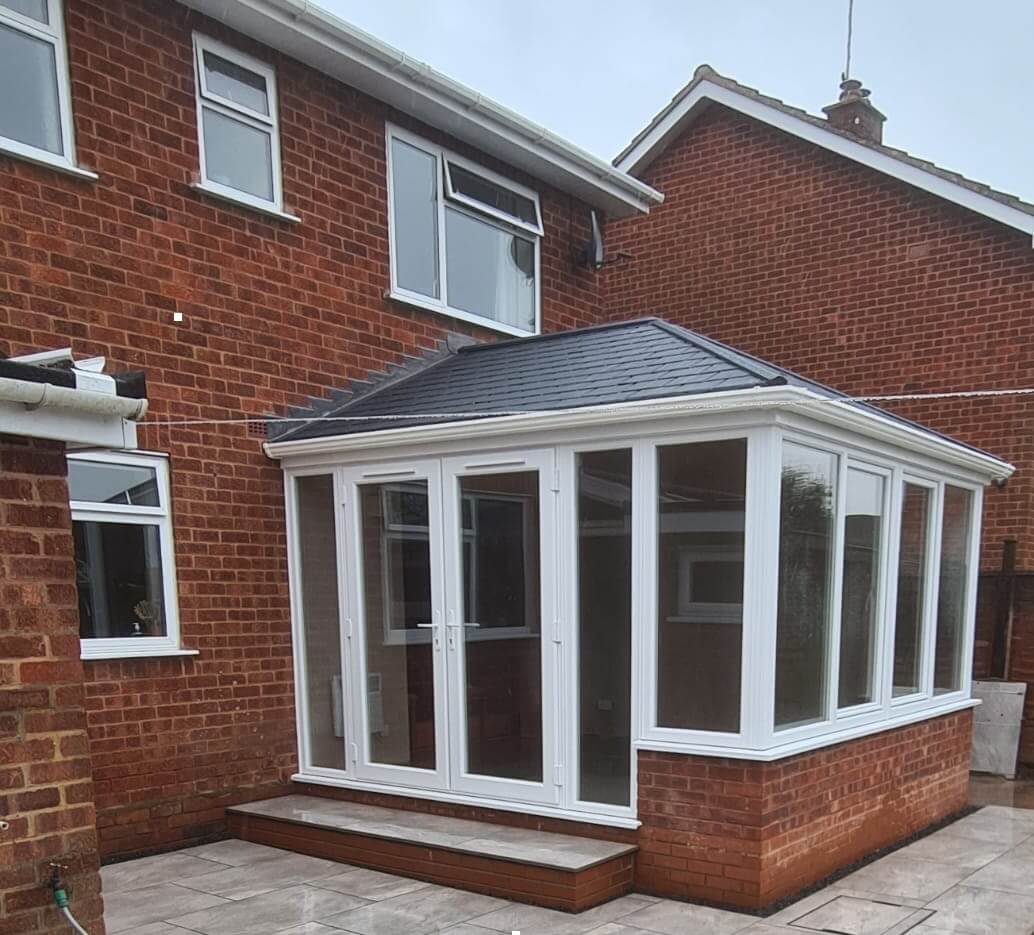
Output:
[{"xmin": 265, "ymin": 318, "xmax": 1010, "ymax": 836}]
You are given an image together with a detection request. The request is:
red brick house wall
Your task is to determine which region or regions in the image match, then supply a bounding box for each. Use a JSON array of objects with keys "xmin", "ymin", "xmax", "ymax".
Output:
[
  {"xmin": 605, "ymin": 102, "xmax": 1034, "ymax": 762},
  {"xmin": 0, "ymin": 436, "xmax": 105, "ymax": 935},
  {"xmin": 0, "ymin": 0, "xmax": 604, "ymax": 859}
]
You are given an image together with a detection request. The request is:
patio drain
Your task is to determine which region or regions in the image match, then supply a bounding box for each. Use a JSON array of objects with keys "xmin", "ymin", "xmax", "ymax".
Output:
[{"xmin": 789, "ymin": 894, "xmax": 934, "ymax": 935}]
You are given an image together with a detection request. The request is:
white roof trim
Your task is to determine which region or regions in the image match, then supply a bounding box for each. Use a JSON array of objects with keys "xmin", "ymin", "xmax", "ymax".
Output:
[
  {"xmin": 177, "ymin": 0, "xmax": 662, "ymax": 217},
  {"xmin": 616, "ymin": 80, "xmax": 1034, "ymax": 242},
  {"xmin": 264, "ymin": 384, "xmax": 1013, "ymax": 484}
]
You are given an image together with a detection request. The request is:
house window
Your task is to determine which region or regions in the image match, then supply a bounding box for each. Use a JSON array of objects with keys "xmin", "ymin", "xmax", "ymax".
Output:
[
  {"xmin": 892, "ymin": 481, "xmax": 933, "ymax": 697},
  {"xmin": 69, "ymin": 452, "xmax": 182, "ymax": 659},
  {"xmin": 192, "ymin": 34, "xmax": 283, "ymax": 213},
  {"xmin": 0, "ymin": 0, "xmax": 77, "ymax": 169},
  {"xmin": 387, "ymin": 124, "xmax": 542, "ymax": 336},
  {"xmin": 933, "ymin": 485, "xmax": 973, "ymax": 695}
]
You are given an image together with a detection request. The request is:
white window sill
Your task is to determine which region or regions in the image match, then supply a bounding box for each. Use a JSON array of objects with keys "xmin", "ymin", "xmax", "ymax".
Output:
[
  {"xmin": 191, "ymin": 181, "xmax": 300, "ymax": 223},
  {"xmin": 81, "ymin": 647, "xmax": 199, "ymax": 661},
  {"xmin": 0, "ymin": 139, "xmax": 98, "ymax": 181},
  {"xmin": 386, "ymin": 289, "xmax": 537, "ymax": 338}
]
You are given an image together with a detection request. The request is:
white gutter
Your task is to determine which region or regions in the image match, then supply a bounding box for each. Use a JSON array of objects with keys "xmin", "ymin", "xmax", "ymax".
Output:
[
  {"xmin": 0, "ymin": 378, "xmax": 148, "ymax": 420},
  {"xmin": 178, "ymin": 0, "xmax": 662, "ymax": 217},
  {"xmin": 263, "ymin": 385, "xmax": 1013, "ymax": 483}
]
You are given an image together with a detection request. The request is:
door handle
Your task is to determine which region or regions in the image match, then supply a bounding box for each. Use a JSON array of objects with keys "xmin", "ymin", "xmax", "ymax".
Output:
[
  {"xmin": 415, "ymin": 623, "xmax": 434, "ymax": 628},
  {"xmin": 446, "ymin": 622, "xmax": 480, "ymax": 629}
]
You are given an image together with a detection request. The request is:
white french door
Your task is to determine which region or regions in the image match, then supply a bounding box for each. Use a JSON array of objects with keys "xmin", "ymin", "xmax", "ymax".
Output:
[{"xmin": 342, "ymin": 450, "xmax": 559, "ymax": 806}]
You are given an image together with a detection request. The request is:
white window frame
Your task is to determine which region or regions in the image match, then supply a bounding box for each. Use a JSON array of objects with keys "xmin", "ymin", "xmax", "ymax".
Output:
[
  {"xmin": 70, "ymin": 451, "xmax": 187, "ymax": 660},
  {"xmin": 191, "ymin": 33, "xmax": 287, "ymax": 218},
  {"xmin": 0, "ymin": 0, "xmax": 90, "ymax": 178},
  {"xmin": 386, "ymin": 122, "xmax": 542, "ymax": 338}
]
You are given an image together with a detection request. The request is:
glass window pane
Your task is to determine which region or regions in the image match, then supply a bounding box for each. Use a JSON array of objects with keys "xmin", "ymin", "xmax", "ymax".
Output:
[
  {"xmin": 934, "ymin": 486, "xmax": 973, "ymax": 695},
  {"xmin": 657, "ymin": 438, "xmax": 746, "ymax": 733},
  {"xmin": 0, "ymin": 23, "xmax": 62, "ymax": 154},
  {"xmin": 359, "ymin": 481, "xmax": 435, "ymax": 770},
  {"xmin": 202, "ymin": 106, "xmax": 273, "ymax": 201},
  {"xmin": 391, "ymin": 138, "xmax": 440, "ymax": 299},
  {"xmin": 577, "ymin": 449, "xmax": 632, "ymax": 806},
  {"xmin": 775, "ymin": 443, "xmax": 836, "ymax": 730},
  {"xmin": 1, "ymin": 0, "xmax": 48, "ymax": 22},
  {"xmin": 838, "ymin": 469, "xmax": 884, "ymax": 708},
  {"xmin": 68, "ymin": 460, "xmax": 159, "ymax": 506},
  {"xmin": 446, "ymin": 207, "xmax": 536, "ymax": 332},
  {"xmin": 73, "ymin": 522, "xmax": 167, "ymax": 639},
  {"xmin": 203, "ymin": 49, "xmax": 269, "ymax": 115},
  {"xmin": 447, "ymin": 162, "xmax": 538, "ymax": 227},
  {"xmin": 459, "ymin": 471, "xmax": 541, "ymax": 782},
  {"xmin": 893, "ymin": 483, "xmax": 932, "ymax": 697},
  {"xmin": 296, "ymin": 475, "xmax": 345, "ymax": 770}
]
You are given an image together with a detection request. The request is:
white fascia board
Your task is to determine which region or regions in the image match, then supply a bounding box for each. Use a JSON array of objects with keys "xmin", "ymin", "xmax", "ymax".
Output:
[
  {"xmin": 0, "ymin": 399, "xmax": 138, "ymax": 449},
  {"xmin": 178, "ymin": 0, "xmax": 662, "ymax": 217},
  {"xmin": 264, "ymin": 384, "xmax": 1013, "ymax": 483},
  {"xmin": 617, "ymin": 81, "xmax": 1034, "ymax": 243}
]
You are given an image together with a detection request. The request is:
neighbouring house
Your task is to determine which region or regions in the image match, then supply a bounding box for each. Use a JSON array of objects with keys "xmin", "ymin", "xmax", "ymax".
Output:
[{"xmin": 0, "ymin": 2, "xmax": 1024, "ymax": 932}]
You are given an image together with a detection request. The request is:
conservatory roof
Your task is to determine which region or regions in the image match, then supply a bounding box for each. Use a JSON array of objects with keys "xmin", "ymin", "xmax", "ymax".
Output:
[{"xmin": 267, "ymin": 318, "xmax": 984, "ymax": 453}]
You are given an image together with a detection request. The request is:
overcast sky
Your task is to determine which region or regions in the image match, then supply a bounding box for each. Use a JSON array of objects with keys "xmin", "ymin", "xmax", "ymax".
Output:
[{"xmin": 323, "ymin": 0, "xmax": 1034, "ymax": 205}]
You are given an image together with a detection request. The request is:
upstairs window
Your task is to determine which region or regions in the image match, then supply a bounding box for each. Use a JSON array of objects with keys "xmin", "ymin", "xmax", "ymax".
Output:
[
  {"xmin": 192, "ymin": 34, "xmax": 283, "ymax": 214},
  {"xmin": 69, "ymin": 452, "xmax": 182, "ymax": 659},
  {"xmin": 387, "ymin": 124, "xmax": 542, "ymax": 336},
  {"xmin": 0, "ymin": 0, "xmax": 76, "ymax": 169}
]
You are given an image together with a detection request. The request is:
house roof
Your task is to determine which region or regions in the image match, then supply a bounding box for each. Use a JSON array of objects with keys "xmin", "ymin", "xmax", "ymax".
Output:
[
  {"xmin": 267, "ymin": 317, "xmax": 969, "ymax": 451},
  {"xmin": 177, "ymin": 0, "xmax": 661, "ymax": 217},
  {"xmin": 615, "ymin": 65, "xmax": 1034, "ymax": 242}
]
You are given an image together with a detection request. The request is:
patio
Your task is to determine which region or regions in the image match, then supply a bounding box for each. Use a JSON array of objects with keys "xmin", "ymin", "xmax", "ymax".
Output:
[{"xmin": 102, "ymin": 804, "xmax": 1034, "ymax": 935}]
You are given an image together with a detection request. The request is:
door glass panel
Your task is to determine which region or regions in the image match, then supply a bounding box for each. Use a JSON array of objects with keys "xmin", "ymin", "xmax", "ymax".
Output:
[
  {"xmin": 359, "ymin": 482, "xmax": 436, "ymax": 770},
  {"xmin": 934, "ymin": 486, "xmax": 973, "ymax": 695},
  {"xmin": 894, "ymin": 483, "xmax": 931, "ymax": 697},
  {"xmin": 459, "ymin": 471, "xmax": 542, "ymax": 782},
  {"xmin": 577, "ymin": 449, "xmax": 632, "ymax": 806},
  {"xmin": 296, "ymin": 475, "xmax": 344, "ymax": 770}
]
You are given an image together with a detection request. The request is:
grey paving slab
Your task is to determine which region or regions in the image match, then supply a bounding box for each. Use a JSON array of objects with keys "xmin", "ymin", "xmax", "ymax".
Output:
[
  {"xmin": 962, "ymin": 849, "xmax": 1034, "ymax": 897},
  {"xmin": 319, "ymin": 885, "xmax": 508, "ymax": 935},
  {"xmin": 614, "ymin": 898, "xmax": 755, "ymax": 935},
  {"xmin": 942, "ymin": 812, "xmax": 1034, "ymax": 847},
  {"xmin": 975, "ymin": 804, "xmax": 1034, "ymax": 825},
  {"xmin": 101, "ymin": 852, "xmax": 232, "ymax": 893},
  {"xmin": 460, "ymin": 824, "xmax": 636, "ymax": 870},
  {"xmin": 178, "ymin": 839, "xmax": 292, "ymax": 867},
  {"xmin": 167, "ymin": 884, "xmax": 368, "ymax": 935},
  {"xmin": 472, "ymin": 894, "xmax": 653, "ymax": 935},
  {"xmin": 894, "ymin": 830, "xmax": 1013, "ymax": 872},
  {"xmin": 277, "ymin": 925, "xmax": 356, "ymax": 935},
  {"xmin": 104, "ymin": 882, "xmax": 230, "ymax": 933},
  {"xmin": 925, "ymin": 883, "xmax": 1034, "ymax": 935},
  {"xmin": 311, "ymin": 867, "xmax": 432, "ymax": 901},
  {"xmin": 109, "ymin": 924, "xmax": 197, "ymax": 935},
  {"xmin": 834, "ymin": 854, "xmax": 973, "ymax": 903},
  {"xmin": 789, "ymin": 895, "xmax": 923, "ymax": 935},
  {"xmin": 174, "ymin": 852, "xmax": 347, "ymax": 900}
]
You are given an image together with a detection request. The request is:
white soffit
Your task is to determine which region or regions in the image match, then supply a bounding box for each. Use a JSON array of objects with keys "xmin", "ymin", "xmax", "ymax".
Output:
[
  {"xmin": 616, "ymin": 80, "xmax": 1034, "ymax": 243},
  {"xmin": 177, "ymin": 0, "xmax": 662, "ymax": 217}
]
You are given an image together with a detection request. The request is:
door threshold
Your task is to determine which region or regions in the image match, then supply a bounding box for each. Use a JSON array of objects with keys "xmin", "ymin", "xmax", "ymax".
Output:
[{"xmin": 291, "ymin": 773, "xmax": 640, "ymax": 830}]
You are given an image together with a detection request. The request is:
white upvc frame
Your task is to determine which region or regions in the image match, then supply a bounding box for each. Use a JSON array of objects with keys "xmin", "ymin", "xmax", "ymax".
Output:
[
  {"xmin": 385, "ymin": 122, "xmax": 543, "ymax": 338},
  {"xmin": 191, "ymin": 32, "xmax": 286, "ymax": 216},
  {"xmin": 0, "ymin": 0, "xmax": 91, "ymax": 178},
  {"xmin": 70, "ymin": 450, "xmax": 186, "ymax": 660}
]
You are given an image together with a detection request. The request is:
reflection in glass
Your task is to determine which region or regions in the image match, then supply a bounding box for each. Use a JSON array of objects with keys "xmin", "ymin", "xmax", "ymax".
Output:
[
  {"xmin": 359, "ymin": 482, "xmax": 436, "ymax": 770},
  {"xmin": 459, "ymin": 471, "xmax": 541, "ymax": 782},
  {"xmin": 68, "ymin": 460, "xmax": 159, "ymax": 506},
  {"xmin": 391, "ymin": 138, "xmax": 440, "ymax": 298},
  {"xmin": 448, "ymin": 162, "xmax": 538, "ymax": 226},
  {"xmin": 1, "ymin": 0, "xmax": 49, "ymax": 23},
  {"xmin": 577, "ymin": 449, "xmax": 632, "ymax": 806},
  {"xmin": 446, "ymin": 207, "xmax": 535, "ymax": 332},
  {"xmin": 0, "ymin": 23, "xmax": 62, "ymax": 154},
  {"xmin": 775, "ymin": 444, "xmax": 836, "ymax": 729},
  {"xmin": 894, "ymin": 483, "xmax": 931, "ymax": 697},
  {"xmin": 656, "ymin": 439, "xmax": 746, "ymax": 733},
  {"xmin": 203, "ymin": 50, "xmax": 269, "ymax": 114},
  {"xmin": 73, "ymin": 522, "xmax": 166, "ymax": 639},
  {"xmin": 838, "ymin": 470, "xmax": 884, "ymax": 709},
  {"xmin": 296, "ymin": 475, "xmax": 345, "ymax": 769},
  {"xmin": 202, "ymin": 106, "xmax": 273, "ymax": 200},
  {"xmin": 934, "ymin": 486, "xmax": 973, "ymax": 695}
]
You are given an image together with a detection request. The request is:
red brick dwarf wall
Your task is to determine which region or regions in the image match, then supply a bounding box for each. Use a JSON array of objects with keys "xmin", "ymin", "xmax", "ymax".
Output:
[
  {"xmin": 0, "ymin": 0, "xmax": 604, "ymax": 859},
  {"xmin": 0, "ymin": 437, "xmax": 105, "ymax": 935},
  {"xmin": 635, "ymin": 709, "xmax": 973, "ymax": 910},
  {"xmin": 606, "ymin": 102, "xmax": 1034, "ymax": 763}
]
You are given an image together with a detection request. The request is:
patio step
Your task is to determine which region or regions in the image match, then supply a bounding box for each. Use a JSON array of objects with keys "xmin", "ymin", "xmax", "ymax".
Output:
[{"xmin": 226, "ymin": 795, "xmax": 636, "ymax": 912}]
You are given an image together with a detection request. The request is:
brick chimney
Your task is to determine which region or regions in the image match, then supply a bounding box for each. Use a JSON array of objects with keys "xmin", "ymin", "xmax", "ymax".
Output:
[{"xmin": 822, "ymin": 78, "xmax": 886, "ymax": 144}]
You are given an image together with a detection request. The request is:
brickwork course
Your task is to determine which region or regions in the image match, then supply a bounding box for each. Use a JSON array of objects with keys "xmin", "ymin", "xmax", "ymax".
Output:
[{"xmin": 0, "ymin": 437, "xmax": 106, "ymax": 935}]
